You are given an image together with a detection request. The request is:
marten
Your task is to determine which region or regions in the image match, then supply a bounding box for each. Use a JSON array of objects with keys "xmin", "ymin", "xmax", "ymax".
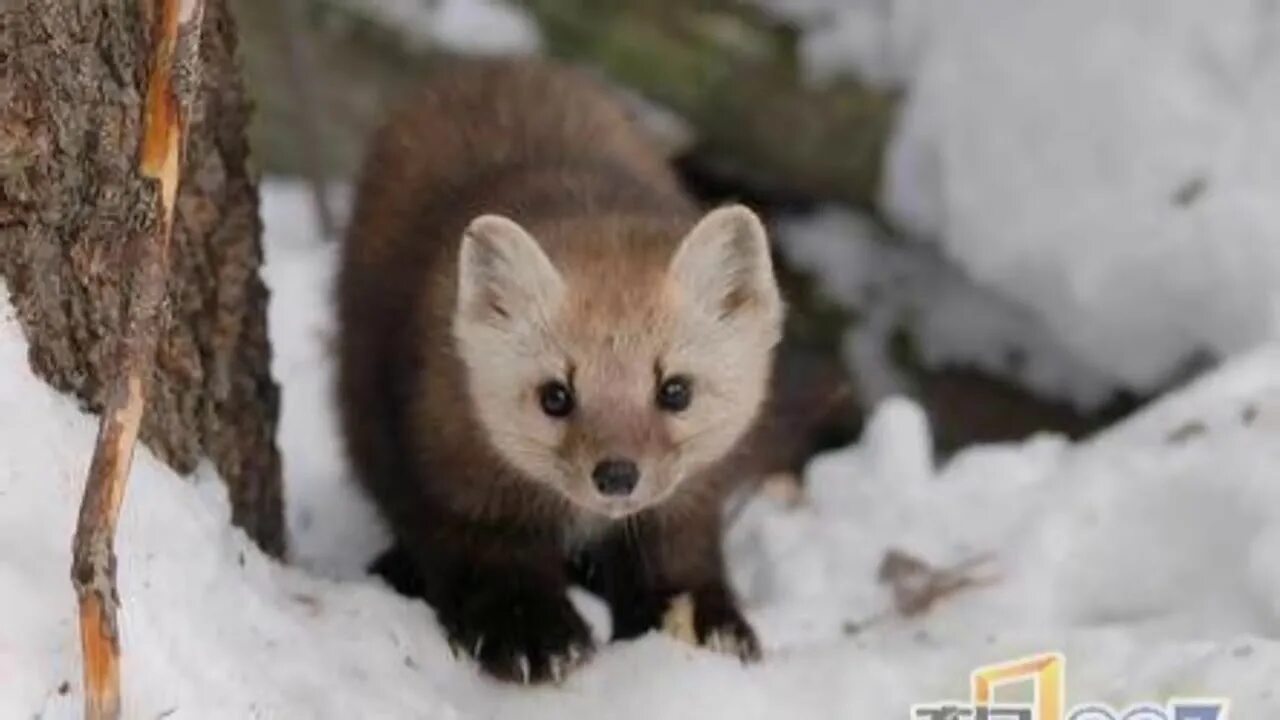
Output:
[{"xmin": 337, "ymin": 58, "xmax": 784, "ymax": 684}]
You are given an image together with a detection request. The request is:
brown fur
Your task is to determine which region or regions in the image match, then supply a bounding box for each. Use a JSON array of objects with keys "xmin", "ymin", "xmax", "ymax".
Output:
[{"xmin": 338, "ymin": 58, "xmax": 779, "ymax": 683}]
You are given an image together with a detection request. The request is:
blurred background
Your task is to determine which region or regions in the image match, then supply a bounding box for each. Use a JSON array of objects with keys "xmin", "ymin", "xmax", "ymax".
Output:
[{"xmin": 234, "ymin": 0, "xmax": 1280, "ymax": 458}]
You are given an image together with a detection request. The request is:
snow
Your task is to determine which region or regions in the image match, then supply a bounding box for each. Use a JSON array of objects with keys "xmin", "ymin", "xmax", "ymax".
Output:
[
  {"xmin": 884, "ymin": 0, "xmax": 1280, "ymax": 392},
  {"xmin": 261, "ymin": 183, "xmax": 386, "ymax": 579},
  {"xmin": 758, "ymin": 0, "xmax": 1280, "ymax": 394},
  {"xmin": 749, "ymin": 0, "xmax": 930, "ymax": 86},
  {"xmin": 333, "ymin": 0, "xmax": 541, "ymax": 56},
  {"xmin": 774, "ymin": 207, "xmax": 1123, "ymax": 410},
  {"xmin": 3, "ymin": 180, "xmax": 1280, "ymax": 717}
]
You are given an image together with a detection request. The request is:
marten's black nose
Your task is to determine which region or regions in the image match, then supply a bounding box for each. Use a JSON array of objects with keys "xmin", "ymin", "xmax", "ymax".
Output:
[{"xmin": 592, "ymin": 458, "xmax": 639, "ymax": 497}]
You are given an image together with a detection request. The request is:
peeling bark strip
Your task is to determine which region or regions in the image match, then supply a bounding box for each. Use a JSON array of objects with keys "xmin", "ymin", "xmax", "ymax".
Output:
[{"xmin": 70, "ymin": 2, "xmax": 206, "ymax": 718}]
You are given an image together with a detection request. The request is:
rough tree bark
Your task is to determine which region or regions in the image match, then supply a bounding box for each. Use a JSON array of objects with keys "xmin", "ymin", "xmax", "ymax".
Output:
[
  {"xmin": 0, "ymin": 2, "xmax": 284, "ymax": 553},
  {"xmin": 67, "ymin": 0, "xmax": 214, "ymax": 715}
]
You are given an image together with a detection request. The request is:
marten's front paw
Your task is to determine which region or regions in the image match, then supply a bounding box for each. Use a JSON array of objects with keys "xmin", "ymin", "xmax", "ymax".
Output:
[
  {"xmin": 661, "ymin": 588, "xmax": 762, "ymax": 662},
  {"xmin": 442, "ymin": 587, "xmax": 595, "ymax": 684}
]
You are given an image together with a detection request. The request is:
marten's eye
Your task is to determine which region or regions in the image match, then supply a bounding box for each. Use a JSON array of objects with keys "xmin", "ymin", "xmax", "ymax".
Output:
[
  {"xmin": 656, "ymin": 376, "xmax": 692, "ymax": 412},
  {"xmin": 538, "ymin": 380, "xmax": 575, "ymax": 418}
]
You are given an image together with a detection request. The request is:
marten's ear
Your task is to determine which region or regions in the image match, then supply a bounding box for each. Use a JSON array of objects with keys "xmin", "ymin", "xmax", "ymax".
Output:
[
  {"xmin": 669, "ymin": 205, "xmax": 783, "ymax": 328},
  {"xmin": 456, "ymin": 215, "xmax": 565, "ymax": 327}
]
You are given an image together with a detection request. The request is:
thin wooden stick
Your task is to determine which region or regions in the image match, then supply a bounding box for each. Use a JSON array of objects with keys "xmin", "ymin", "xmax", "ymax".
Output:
[{"xmin": 70, "ymin": 1, "xmax": 206, "ymax": 717}]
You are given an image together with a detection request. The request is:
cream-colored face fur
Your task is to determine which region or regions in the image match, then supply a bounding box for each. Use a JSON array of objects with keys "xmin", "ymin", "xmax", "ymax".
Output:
[{"xmin": 453, "ymin": 207, "xmax": 783, "ymax": 519}]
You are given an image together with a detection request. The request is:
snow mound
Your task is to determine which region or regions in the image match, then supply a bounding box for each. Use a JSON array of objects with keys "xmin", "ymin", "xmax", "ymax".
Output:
[
  {"xmin": 882, "ymin": 0, "xmax": 1280, "ymax": 390},
  {"xmin": 759, "ymin": 0, "xmax": 1280, "ymax": 392},
  {"xmin": 3, "ymin": 182, "xmax": 1280, "ymax": 717}
]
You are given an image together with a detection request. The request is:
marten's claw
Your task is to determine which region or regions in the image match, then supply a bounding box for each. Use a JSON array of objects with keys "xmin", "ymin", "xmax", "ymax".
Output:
[
  {"xmin": 661, "ymin": 590, "xmax": 762, "ymax": 663},
  {"xmin": 443, "ymin": 587, "xmax": 595, "ymax": 684},
  {"xmin": 703, "ymin": 623, "xmax": 761, "ymax": 662}
]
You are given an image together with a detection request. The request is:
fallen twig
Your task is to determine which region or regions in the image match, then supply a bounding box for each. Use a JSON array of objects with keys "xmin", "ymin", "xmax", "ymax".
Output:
[
  {"xmin": 878, "ymin": 548, "xmax": 999, "ymax": 617},
  {"xmin": 843, "ymin": 548, "xmax": 1000, "ymax": 637}
]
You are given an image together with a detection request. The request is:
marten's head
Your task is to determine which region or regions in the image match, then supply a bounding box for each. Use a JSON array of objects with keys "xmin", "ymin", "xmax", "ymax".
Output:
[{"xmin": 452, "ymin": 206, "xmax": 784, "ymax": 519}]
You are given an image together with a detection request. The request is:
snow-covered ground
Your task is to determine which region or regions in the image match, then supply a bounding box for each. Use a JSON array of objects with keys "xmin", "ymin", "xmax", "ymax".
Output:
[{"xmin": 2, "ymin": 181, "xmax": 1279, "ymax": 718}]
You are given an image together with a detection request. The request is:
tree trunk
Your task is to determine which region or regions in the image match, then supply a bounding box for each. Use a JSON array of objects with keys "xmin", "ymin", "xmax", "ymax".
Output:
[{"xmin": 0, "ymin": 0, "xmax": 284, "ymax": 555}]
